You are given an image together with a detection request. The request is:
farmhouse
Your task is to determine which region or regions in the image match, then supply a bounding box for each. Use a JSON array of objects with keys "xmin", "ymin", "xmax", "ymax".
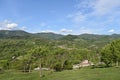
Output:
[{"xmin": 73, "ymin": 60, "xmax": 94, "ymax": 69}]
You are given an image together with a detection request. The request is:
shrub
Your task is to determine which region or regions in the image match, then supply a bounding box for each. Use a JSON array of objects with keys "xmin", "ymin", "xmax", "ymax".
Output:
[
  {"xmin": 54, "ymin": 63, "xmax": 62, "ymax": 71},
  {"xmin": 63, "ymin": 60, "xmax": 72, "ymax": 70}
]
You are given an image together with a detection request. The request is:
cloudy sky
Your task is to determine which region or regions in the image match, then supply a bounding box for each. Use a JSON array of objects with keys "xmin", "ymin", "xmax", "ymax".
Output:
[{"xmin": 0, "ymin": 0, "xmax": 120, "ymax": 34}]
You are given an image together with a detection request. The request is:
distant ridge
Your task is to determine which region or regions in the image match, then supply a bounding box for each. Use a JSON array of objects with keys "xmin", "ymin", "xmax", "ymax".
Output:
[
  {"xmin": 0, "ymin": 30, "xmax": 120, "ymax": 40},
  {"xmin": 35, "ymin": 32, "xmax": 64, "ymax": 40},
  {"xmin": 0, "ymin": 30, "xmax": 64, "ymax": 39}
]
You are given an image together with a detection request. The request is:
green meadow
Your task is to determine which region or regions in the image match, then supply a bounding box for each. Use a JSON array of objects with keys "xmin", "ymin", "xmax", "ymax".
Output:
[{"xmin": 0, "ymin": 67, "xmax": 120, "ymax": 80}]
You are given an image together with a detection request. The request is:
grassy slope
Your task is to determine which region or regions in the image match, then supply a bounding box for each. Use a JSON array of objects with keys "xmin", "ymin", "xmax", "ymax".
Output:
[{"xmin": 0, "ymin": 68, "xmax": 120, "ymax": 80}]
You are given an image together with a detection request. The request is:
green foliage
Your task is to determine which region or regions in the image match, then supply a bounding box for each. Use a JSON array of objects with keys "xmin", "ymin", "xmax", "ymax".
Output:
[
  {"xmin": 101, "ymin": 45, "xmax": 113, "ymax": 67},
  {"xmin": 0, "ymin": 30, "xmax": 120, "ymax": 72},
  {"xmin": 54, "ymin": 62, "xmax": 62, "ymax": 71},
  {"xmin": 35, "ymin": 33, "xmax": 64, "ymax": 40},
  {"xmin": 63, "ymin": 60, "xmax": 72, "ymax": 70},
  {"xmin": 101, "ymin": 39, "xmax": 120, "ymax": 67},
  {"xmin": 61, "ymin": 34, "xmax": 78, "ymax": 41}
]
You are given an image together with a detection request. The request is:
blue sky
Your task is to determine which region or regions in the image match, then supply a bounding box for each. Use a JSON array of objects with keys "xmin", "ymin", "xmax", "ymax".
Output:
[{"xmin": 0, "ymin": 0, "xmax": 120, "ymax": 34}]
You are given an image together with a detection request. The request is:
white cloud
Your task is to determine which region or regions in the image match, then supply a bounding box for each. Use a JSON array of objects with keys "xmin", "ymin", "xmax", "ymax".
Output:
[
  {"xmin": 108, "ymin": 29, "xmax": 115, "ymax": 33},
  {"xmin": 60, "ymin": 28, "xmax": 73, "ymax": 33},
  {"xmin": 75, "ymin": 0, "xmax": 120, "ymax": 16},
  {"xmin": 67, "ymin": 11, "xmax": 86, "ymax": 24},
  {"xmin": 40, "ymin": 22, "xmax": 47, "ymax": 27},
  {"xmin": 6, "ymin": 23, "xmax": 18, "ymax": 29},
  {"xmin": 41, "ymin": 30, "xmax": 54, "ymax": 33},
  {"xmin": 0, "ymin": 20, "xmax": 18, "ymax": 30},
  {"xmin": 0, "ymin": 20, "xmax": 28, "ymax": 31},
  {"xmin": 75, "ymin": 0, "xmax": 95, "ymax": 13},
  {"xmin": 73, "ymin": 12, "xmax": 86, "ymax": 23},
  {"xmin": 67, "ymin": 0, "xmax": 120, "ymax": 34},
  {"xmin": 93, "ymin": 0, "xmax": 120, "ymax": 15}
]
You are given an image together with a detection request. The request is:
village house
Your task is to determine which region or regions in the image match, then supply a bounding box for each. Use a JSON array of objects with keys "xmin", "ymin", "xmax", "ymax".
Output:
[{"xmin": 73, "ymin": 60, "xmax": 94, "ymax": 69}]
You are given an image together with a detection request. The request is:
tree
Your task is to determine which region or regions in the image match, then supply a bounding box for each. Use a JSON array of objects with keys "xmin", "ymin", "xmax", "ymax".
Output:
[
  {"xmin": 77, "ymin": 48, "xmax": 90, "ymax": 61},
  {"xmin": 53, "ymin": 48, "xmax": 69, "ymax": 71},
  {"xmin": 101, "ymin": 39, "xmax": 120, "ymax": 67},
  {"xmin": 30, "ymin": 46, "xmax": 48, "ymax": 77},
  {"xmin": 101, "ymin": 45, "xmax": 113, "ymax": 67},
  {"xmin": 110, "ymin": 40, "xmax": 120, "ymax": 66}
]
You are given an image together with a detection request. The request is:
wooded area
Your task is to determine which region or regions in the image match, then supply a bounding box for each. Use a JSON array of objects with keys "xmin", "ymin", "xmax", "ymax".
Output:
[{"xmin": 0, "ymin": 30, "xmax": 120, "ymax": 74}]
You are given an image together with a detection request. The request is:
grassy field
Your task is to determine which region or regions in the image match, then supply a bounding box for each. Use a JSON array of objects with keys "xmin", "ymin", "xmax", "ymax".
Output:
[{"xmin": 0, "ymin": 67, "xmax": 120, "ymax": 80}]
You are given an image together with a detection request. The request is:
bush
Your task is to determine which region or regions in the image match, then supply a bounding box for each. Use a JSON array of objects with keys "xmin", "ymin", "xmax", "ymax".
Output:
[
  {"xmin": 63, "ymin": 60, "xmax": 72, "ymax": 70},
  {"xmin": 54, "ymin": 63, "xmax": 62, "ymax": 71}
]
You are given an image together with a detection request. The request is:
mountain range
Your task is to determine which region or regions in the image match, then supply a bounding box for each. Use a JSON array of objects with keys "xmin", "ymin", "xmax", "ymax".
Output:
[{"xmin": 0, "ymin": 30, "xmax": 120, "ymax": 41}]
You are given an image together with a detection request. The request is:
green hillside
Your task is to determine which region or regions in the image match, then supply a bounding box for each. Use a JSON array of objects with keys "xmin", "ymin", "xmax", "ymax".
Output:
[
  {"xmin": 0, "ymin": 30, "xmax": 120, "ymax": 77},
  {"xmin": 35, "ymin": 32, "xmax": 64, "ymax": 40}
]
